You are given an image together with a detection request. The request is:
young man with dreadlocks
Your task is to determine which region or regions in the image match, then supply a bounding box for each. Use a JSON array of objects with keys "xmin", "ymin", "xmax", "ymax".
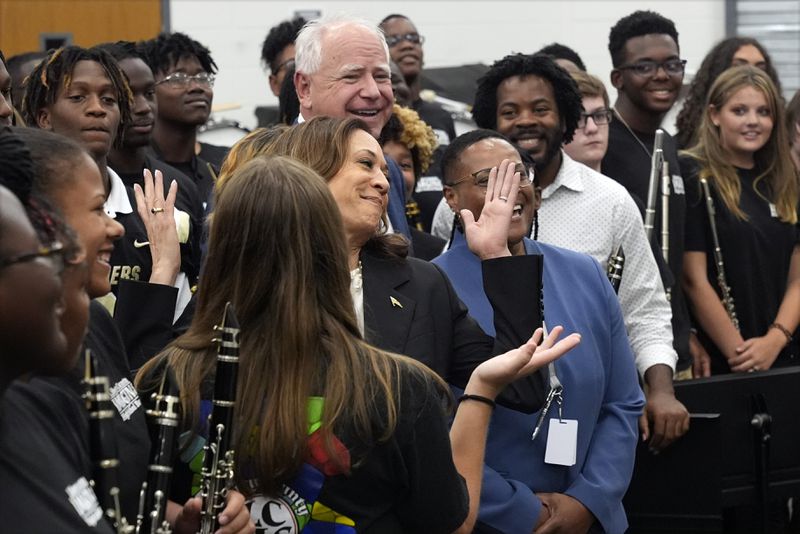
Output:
[
  {"xmin": 140, "ymin": 32, "xmax": 219, "ymax": 206},
  {"xmin": 21, "ymin": 46, "xmax": 195, "ymax": 325}
]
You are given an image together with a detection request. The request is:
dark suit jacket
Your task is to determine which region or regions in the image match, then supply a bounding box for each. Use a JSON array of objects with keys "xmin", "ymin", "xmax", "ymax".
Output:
[{"xmin": 361, "ymin": 249, "xmax": 546, "ymax": 412}]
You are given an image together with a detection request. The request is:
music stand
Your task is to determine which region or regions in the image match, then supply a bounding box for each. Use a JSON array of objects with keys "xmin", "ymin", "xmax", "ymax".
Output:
[{"xmin": 625, "ymin": 366, "xmax": 800, "ymax": 533}]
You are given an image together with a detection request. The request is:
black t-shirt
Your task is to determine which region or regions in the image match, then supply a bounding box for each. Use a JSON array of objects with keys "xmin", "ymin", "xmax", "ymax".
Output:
[
  {"xmin": 602, "ymin": 118, "xmax": 691, "ymax": 370},
  {"xmin": 149, "ymin": 143, "xmax": 217, "ymax": 209},
  {"xmin": 0, "ymin": 381, "xmax": 115, "ymax": 533},
  {"xmin": 682, "ymin": 159, "xmax": 800, "ymax": 372},
  {"xmin": 198, "ymin": 142, "xmax": 229, "ymax": 171},
  {"xmin": 109, "ymin": 157, "xmax": 203, "ymax": 292},
  {"xmin": 41, "ymin": 301, "xmax": 151, "ymax": 523},
  {"xmin": 148, "ymin": 363, "xmax": 468, "ymax": 533}
]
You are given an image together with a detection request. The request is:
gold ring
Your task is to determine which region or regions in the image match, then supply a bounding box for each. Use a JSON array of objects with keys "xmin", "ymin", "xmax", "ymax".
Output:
[{"xmin": 151, "ymin": 207, "xmax": 165, "ymax": 214}]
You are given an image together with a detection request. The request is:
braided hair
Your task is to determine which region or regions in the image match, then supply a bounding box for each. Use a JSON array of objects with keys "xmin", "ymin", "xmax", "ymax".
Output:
[
  {"xmin": 21, "ymin": 46, "xmax": 133, "ymax": 148},
  {"xmin": 0, "ymin": 127, "xmax": 78, "ymax": 256}
]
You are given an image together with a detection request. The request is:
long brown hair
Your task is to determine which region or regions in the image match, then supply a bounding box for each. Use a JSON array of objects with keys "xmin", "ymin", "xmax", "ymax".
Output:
[
  {"xmin": 683, "ymin": 65, "xmax": 798, "ymax": 223},
  {"xmin": 270, "ymin": 116, "xmax": 409, "ymax": 259},
  {"xmin": 137, "ymin": 156, "xmax": 436, "ymax": 495}
]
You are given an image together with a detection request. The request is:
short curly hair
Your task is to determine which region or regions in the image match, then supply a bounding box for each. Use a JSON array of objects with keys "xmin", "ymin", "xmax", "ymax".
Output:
[
  {"xmin": 675, "ymin": 36, "xmax": 782, "ymax": 148},
  {"xmin": 378, "ymin": 104, "xmax": 437, "ymax": 179},
  {"xmin": 472, "ymin": 53, "xmax": 582, "ymax": 144},
  {"xmin": 608, "ymin": 10, "xmax": 679, "ymax": 68},
  {"xmin": 536, "ymin": 43, "xmax": 586, "ymax": 71},
  {"xmin": 260, "ymin": 17, "xmax": 306, "ymax": 73}
]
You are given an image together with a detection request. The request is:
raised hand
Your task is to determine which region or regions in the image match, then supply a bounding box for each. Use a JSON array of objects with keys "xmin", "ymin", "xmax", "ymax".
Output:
[
  {"xmin": 461, "ymin": 158, "xmax": 521, "ymax": 260},
  {"xmin": 133, "ymin": 169, "xmax": 181, "ymax": 286}
]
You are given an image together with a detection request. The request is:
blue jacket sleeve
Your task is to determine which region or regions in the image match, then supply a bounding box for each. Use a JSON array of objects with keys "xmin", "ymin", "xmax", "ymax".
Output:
[
  {"xmin": 564, "ymin": 259, "xmax": 644, "ymax": 534},
  {"xmin": 476, "ymin": 463, "xmax": 541, "ymax": 533},
  {"xmin": 385, "ymin": 157, "xmax": 412, "ymax": 241}
]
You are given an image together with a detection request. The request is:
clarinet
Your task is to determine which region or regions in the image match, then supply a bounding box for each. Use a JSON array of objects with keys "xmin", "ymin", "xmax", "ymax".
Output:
[
  {"xmin": 135, "ymin": 371, "xmax": 181, "ymax": 534},
  {"xmin": 198, "ymin": 302, "xmax": 241, "ymax": 534},
  {"xmin": 606, "ymin": 245, "xmax": 625, "ymax": 294},
  {"xmin": 699, "ymin": 178, "xmax": 739, "ymax": 329},
  {"xmin": 83, "ymin": 349, "xmax": 133, "ymax": 533},
  {"xmin": 643, "ymin": 129, "xmax": 665, "ymax": 244},
  {"xmin": 661, "ymin": 161, "xmax": 672, "ymax": 301}
]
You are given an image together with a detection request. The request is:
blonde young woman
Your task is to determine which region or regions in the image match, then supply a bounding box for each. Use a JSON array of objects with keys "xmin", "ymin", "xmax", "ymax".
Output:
[
  {"xmin": 681, "ymin": 65, "xmax": 800, "ymax": 374},
  {"xmin": 139, "ymin": 155, "xmax": 579, "ymax": 533}
]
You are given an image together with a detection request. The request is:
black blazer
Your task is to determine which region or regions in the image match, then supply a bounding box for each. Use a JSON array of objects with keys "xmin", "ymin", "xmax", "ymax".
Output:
[{"xmin": 361, "ymin": 249, "xmax": 546, "ymax": 412}]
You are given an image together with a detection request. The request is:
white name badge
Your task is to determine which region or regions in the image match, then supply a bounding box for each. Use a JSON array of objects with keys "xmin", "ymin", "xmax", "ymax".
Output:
[
  {"xmin": 544, "ymin": 419, "xmax": 578, "ymax": 466},
  {"xmin": 671, "ymin": 175, "xmax": 685, "ymax": 195},
  {"xmin": 770, "ymin": 203, "xmax": 778, "ymax": 218}
]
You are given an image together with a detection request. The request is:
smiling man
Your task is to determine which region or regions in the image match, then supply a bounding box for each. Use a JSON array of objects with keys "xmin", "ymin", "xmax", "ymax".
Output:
[
  {"xmin": 602, "ymin": 11, "xmax": 696, "ymax": 383},
  {"xmin": 294, "ymin": 14, "xmax": 411, "ymax": 240}
]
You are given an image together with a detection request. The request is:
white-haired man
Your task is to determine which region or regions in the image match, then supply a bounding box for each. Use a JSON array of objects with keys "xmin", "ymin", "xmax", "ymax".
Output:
[{"xmin": 294, "ymin": 15, "xmax": 410, "ymax": 239}]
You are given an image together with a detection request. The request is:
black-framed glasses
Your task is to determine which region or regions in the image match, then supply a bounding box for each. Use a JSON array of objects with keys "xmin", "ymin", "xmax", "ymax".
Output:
[
  {"xmin": 155, "ymin": 72, "xmax": 216, "ymax": 88},
  {"xmin": 0, "ymin": 241, "xmax": 65, "ymax": 276},
  {"xmin": 448, "ymin": 163, "xmax": 533, "ymax": 188},
  {"xmin": 272, "ymin": 58, "xmax": 295, "ymax": 75},
  {"xmin": 385, "ymin": 33, "xmax": 425, "ymax": 48},
  {"xmin": 577, "ymin": 109, "xmax": 613, "ymax": 129},
  {"xmin": 617, "ymin": 59, "xmax": 687, "ymax": 77}
]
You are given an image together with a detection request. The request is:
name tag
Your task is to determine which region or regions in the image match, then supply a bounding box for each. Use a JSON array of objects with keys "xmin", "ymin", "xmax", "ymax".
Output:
[
  {"xmin": 110, "ymin": 378, "xmax": 142, "ymax": 421},
  {"xmin": 770, "ymin": 203, "xmax": 778, "ymax": 218},
  {"xmin": 544, "ymin": 418, "xmax": 578, "ymax": 466},
  {"xmin": 671, "ymin": 175, "xmax": 685, "ymax": 195}
]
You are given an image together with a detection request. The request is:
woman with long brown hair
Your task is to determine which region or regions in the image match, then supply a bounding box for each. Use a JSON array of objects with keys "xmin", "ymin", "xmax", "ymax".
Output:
[
  {"xmin": 682, "ymin": 65, "xmax": 800, "ymax": 374},
  {"xmin": 140, "ymin": 155, "xmax": 578, "ymax": 533}
]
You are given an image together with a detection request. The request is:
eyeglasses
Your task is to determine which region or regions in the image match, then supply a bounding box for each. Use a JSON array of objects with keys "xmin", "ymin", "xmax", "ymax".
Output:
[
  {"xmin": 577, "ymin": 109, "xmax": 613, "ymax": 129},
  {"xmin": 273, "ymin": 58, "xmax": 294, "ymax": 75},
  {"xmin": 0, "ymin": 241, "xmax": 66, "ymax": 276},
  {"xmin": 385, "ymin": 33, "xmax": 425, "ymax": 48},
  {"xmin": 155, "ymin": 72, "xmax": 216, "ymax": 88},
  {"xmin": 617, "ymin": 59, "xmax": 687, "ymax": 77},
  {"xmin": 448, "ymin": 163, "xmax": 533, "ymax": 188}
]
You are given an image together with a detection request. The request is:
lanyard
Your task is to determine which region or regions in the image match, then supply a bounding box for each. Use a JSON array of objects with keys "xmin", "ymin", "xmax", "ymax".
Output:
[{"xmin": 531, "ymin": 322, "xmax": 564, "ymax": 441}]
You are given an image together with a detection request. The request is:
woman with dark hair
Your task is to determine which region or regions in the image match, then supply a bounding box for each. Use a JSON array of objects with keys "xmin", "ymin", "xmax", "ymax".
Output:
[
  {"xmin": 139, "ymin": 155, "xmax": 578, "ymax": 533},
  {"xmin": 682, "ymin": 66, "xmax": 800, "ymax": 374},
  {"xmin": 675, "ymin": 36, "xmax": 782, "ymax": 149}
]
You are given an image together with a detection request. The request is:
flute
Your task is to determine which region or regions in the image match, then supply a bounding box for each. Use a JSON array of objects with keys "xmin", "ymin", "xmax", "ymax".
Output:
[
  {"xmin": 661, "ymin": 161, "xmax": 672, "ymax": 301},
  {"xmin": 643, "ymin": 129, "xmax": 665, "ymax": 245},
  {"xmin": 198, "ymin": 302, "xmax": 241, "ymax": 534},
  {"xmin": 135, "ymin": 371, "xmax": 181, "ymax": 534},
  {"xmin": 83, "ymin": 349, "xmax": 133, "ymax": 533},
  {"xmin": 606, "ymin": 245, "xmax": 625, "ymax": 294},
  {"xmin": 699, "ymin": 178, "xmax": 739, "ymax": 329}
]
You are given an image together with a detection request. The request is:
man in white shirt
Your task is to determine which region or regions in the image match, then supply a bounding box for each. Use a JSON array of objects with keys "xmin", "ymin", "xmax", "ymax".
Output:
[{"xmin": 470, "ymin": 53, "xmax": 688, "ymax": 451}]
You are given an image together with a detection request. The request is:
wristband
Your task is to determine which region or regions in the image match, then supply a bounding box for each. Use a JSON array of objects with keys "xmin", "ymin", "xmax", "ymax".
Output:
[
  {"xmin": 458, "ymin": 394, "xmax": 496, "ymax": 409},
  {"xmin": 769, "ymin": 322, "xmax": 793, "ymax": 344}
]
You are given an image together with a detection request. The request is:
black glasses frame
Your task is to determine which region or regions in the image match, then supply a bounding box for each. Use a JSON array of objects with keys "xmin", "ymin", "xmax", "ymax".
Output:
[
  {"xmin": 616, "ymin": 59, "xmax": 687, "ymax": 77},
  {"xmin": 577, "ymin": 108, "xmax": 614, "ymax": 129},
  {"xmin": 0, "ymin": 241, "xmax": 65, "ymax": 275},
  {"xmin": 448, "ymin": 164, "xmax": 534, "ymax": 188}
]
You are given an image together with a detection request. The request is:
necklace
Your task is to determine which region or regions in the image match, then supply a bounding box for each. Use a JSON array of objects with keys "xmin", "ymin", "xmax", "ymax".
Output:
[
  {"xmin": 350, "ymin": 261, "xmax": 363, "ymax": 291},
  {"xmin": 613, "ymin": 107, "xmax": 653, "ymax": 159}
]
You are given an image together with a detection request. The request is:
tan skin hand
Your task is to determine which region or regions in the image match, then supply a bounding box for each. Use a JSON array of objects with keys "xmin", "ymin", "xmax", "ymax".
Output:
[
  {"xmin": 133, "ymin": 169, "xmax": 181, "ymax": 287},
  {"xmin": 534, "ymin": 492, "xmax": 594, "ymax": 534},
  {"xmin": 689, "ymin": 331, "xmax": 711, "ymax": 378},
  {"xmin": 171, "ymin": 491, "xmax": 255, "ymax": 534}
]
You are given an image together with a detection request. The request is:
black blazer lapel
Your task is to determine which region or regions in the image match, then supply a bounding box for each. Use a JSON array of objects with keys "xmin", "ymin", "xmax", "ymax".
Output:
[{"xmin": 361, "ymin": 250, "xmax": 416, "ymax": 354}]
